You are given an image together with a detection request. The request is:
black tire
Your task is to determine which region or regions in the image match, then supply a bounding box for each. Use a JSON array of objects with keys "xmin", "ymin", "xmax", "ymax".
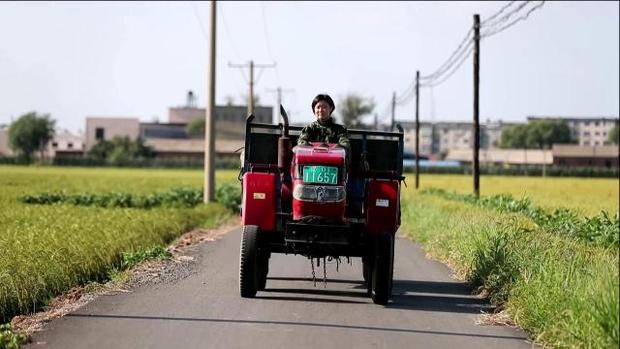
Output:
[
  {"xmin": 371, "ymin": 233, "xmax": 395, "ymax": 305},
  {"xmin": 362, "ymin": 255, "xmax": 373, "ymax": 296},
  {"xmin": 257, "ymin": 252, "xmax": 270, "ymax": 291},
  {"xmin": 239, "ymin": 225, "xmax": 259, "ymax": 298}
]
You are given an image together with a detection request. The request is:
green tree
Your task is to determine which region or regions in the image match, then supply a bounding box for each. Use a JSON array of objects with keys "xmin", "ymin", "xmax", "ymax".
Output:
[
  {"xmin": 338, "ymin": 93, "xmax": 375, "ymax": 129},
  {"xmin": 8, "ymin": 111, "xmax": 56, "ymax": 161},
  {"xmin": 527, "ymin": 120, "xmax": 573, "ymax": 149},
  {"xmin": 501, "ymin": 120, "xmax": 573, "ymax": 149},
  {"xmin": 87, "ymin": 139, "xmax": 116, "ymax": 160},
  {"xmin": 607, "ymin": 124, "xmax": 619, "ymax": 145},
  {"xmin": 87, "ymin": 136, "xmax": 154, "ymax": 164},
  {"xmin": 186, "ymin": 118, "xmax": 205, "ymax": 138},
  {"xmin": 500, "ymin": 124, "xmax": 529, "ymax": 148}
]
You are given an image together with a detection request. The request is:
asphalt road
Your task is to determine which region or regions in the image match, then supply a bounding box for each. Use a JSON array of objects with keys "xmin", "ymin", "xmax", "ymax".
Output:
[{"xmin": 28, "ymin": 228, "xmax": 535, "ymax": 349}]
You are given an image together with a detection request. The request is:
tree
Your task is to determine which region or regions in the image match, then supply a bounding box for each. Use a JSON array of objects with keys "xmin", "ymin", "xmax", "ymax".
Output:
[
  {"xmin": 527, "ymin": 120, "xmax": 573, "ymax": 149},
  {"xmin": 186, "ymin": 118, "xmax": 205, "ymax": 138},
  {"xmin": 338, "ymin": 93, "xmax": 375, "ymax": 129},
  {"xmin": 241, "ymin": 93, "xmax": 260, "ymax": 107},
  {"xmin": 224, "ymin": 95, "xmax": 235, "ymax": 106},
  {"xmin": 88, "ymin": 136, "xmax": 154, "ymax": 164},
  {"xmin": 500, "ymin": 120, "xmax": 573, "ymax": 149},
  {"xmin": 500, "ymin": 124, "xmax": 528, "ymax": 148},
  {"xmin": 8, "ymin": 111, "xmax": 56, "ymax": 161},
  {"xmin": 607, "ymin": 124, "xmax": 619, "ymax": 145}
]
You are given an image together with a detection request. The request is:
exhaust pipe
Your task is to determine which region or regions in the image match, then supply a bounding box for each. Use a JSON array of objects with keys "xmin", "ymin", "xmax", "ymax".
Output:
[{"xmin": 278, "ymin": 105, "xmax": 292, "ymax": 170}]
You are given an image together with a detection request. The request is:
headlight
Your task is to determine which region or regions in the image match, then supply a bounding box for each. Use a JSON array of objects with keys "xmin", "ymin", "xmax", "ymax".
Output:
[{"xmin": 293, "ymin": 184, "xmax": 346, "ymax": 202}]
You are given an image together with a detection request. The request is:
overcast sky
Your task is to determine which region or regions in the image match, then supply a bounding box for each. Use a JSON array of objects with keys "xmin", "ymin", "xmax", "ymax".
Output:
[{"xmin": 0, "ymin": 1, "xmax": 618, "ymax": 133}]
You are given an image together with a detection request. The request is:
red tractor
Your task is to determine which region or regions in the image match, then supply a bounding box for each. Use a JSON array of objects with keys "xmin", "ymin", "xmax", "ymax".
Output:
[{"xmin": 239, "ymin": 107, "xmax": 404, "ymax": 305}]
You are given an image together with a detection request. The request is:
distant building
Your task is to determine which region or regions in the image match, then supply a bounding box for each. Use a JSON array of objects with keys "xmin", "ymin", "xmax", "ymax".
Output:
[
  {"xmin": 398, "ymin": 119, "xmax": 518, "ymax": 158},
  {"xmin": 85, "ymin": 117, "xmax": 141, "ymax": 151},
  {"xmin": 0, "ymin": 125, "xmax": 12, "ymax": 157},
  {"xmin": 527, "ymin": 116, "xmax": 619, "ymax": 146},
  {"xmin": 552, "ymin": 144, "xmax": 619, "ymax": 168},
  {"xmin": 46, "ymin": 129, "xmax": 85, "ymax": 159},
  {"xmin": 398, "ymin": 116, "xmax": 618, "ymax": 160},
  {"xmin": 84, "ymin": 97, "xmax": 273, "ymax": 160},
  {"xmin": 446, "ymin": 148, "xmax": 553, "ymax": 166}
]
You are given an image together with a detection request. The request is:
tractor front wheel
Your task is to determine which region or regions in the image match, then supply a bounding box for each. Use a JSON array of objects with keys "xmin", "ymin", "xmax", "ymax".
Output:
[{"xmin": 239, "ymin": 225, "xmax": 260, "ymax": 298}]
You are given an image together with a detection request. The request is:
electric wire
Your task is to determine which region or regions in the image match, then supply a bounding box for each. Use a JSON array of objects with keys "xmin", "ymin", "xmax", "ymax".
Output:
[
  {"xmin": 482, "ymin": 1, "xmax": 545, "ymax": 38},
  {"xmin": 480, "ymin": 1, "xmax": 517, "ymax": 25},
  {"xmin": 192, "ymin": 3, "xmax": 245, "ymax": 100},
  {"xmin": 218, "ymin": 2, "xmax": 244, "ymax": 62},
  {"xmin": 420, "ymin": 28, "xmax": 473, "ymax": 82},
  {"xmin": 260, "ymin": 1, "xmax": 281, "ymax": 86}
]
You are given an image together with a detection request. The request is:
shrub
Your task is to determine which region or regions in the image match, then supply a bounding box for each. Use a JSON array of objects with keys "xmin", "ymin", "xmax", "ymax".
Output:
[{"xmin": 215, "ymin": 182, "xmax": 242, "ymax": 212}]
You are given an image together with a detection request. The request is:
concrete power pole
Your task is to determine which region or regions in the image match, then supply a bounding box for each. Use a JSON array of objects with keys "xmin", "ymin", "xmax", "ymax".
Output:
[
  {"xmin": 391, "ymin": 91, "xmax": 396, "ymax": 130},
  {"xmin": 204, "ymin": 0, "xmax": 217, "ymax": 203},
  {"xmin": 249, "ymin": 61, "xmax": 254, "ymax": 116},
  {"xmin": 473, "ymin": 14, "xmax": 481, "ymax": 198},
  {"xmin": 267, "ymin": 87, "xmax": 294, "ymax": 124},
  {"xmin": 229, "ymin": 61, "xmax": 276, "ymax": 116},
  {"xmin": 415, "ymin": 71, "xmax": 420, "ymax": 190}
]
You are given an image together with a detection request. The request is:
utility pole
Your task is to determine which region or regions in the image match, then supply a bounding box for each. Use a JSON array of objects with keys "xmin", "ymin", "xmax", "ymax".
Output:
[
  {"xmin": 249, "ymin": 61, "xmax": 254, "ymax": 115},
  {"xmin": 204, "ymin": 0, "xmax": 217, "ymax": 203},
  {"xmin": 415, "ymin": 71, "xmax": 420, "ymax": 190},
  {"xmin": 473, "ymin": 14, "xmax": 481, "ymax": 198},
  {"xmin": 229, "ymin": 60, "xmax": 276, "ymax": 116},
  {"xmin": 266, "ymin": 87, "xmax": 294, "ymax": 124},
  {"xmin": 373, "ymin": 113, "xmax": 378, "ymax": 130},
  {"xmin": 391, "ymin": 91, "xmax": 396, "ymax": 130}
]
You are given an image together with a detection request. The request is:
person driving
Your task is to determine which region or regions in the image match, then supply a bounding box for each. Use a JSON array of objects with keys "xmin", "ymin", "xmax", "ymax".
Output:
[{"xmin": 297, "ymin": 94, "xmax": 350, "ymax": 153}]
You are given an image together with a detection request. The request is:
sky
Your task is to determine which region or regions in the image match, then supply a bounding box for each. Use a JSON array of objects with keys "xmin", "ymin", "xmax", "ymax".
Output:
[{"xmin": 0, "ymin": 1, "xmax": 618, "ymax": 133}]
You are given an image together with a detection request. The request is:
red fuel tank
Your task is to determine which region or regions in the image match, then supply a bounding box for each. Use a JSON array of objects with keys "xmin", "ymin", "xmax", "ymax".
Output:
[
  {"xmin": 242, "ymin": 172, "xmax": 277, "ymax": 231},
  {"xmin": 365, "ymin": 179, "xmax": 400, "ymax": 234}
]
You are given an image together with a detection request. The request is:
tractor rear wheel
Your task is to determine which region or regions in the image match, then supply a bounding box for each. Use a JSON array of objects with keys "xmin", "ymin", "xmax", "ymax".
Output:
[
  {"xmin": 257, "ymin": 252, "xmax": 270, "ymax": 291},
  {"xmin": 362, "ymin": 255, "xmax": 373, "ymax": 296},
  {"xmin": 371, "ymin": 233, "xmax": 395, "ymax": 305},
  {"xmin": 239, "ymin": 225, "xmax": 259, "ymax": 297}
]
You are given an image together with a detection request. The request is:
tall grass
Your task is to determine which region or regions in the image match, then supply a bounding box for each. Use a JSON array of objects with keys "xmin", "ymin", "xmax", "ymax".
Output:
[
  {"xmin": 401, "ymin": 189, "xmax": 619, "ymax": 348},
  {"xmin": 0, "ymin": 166, "xmax": 239, "ymax": 322},
  {"xmin": 422, "ymin": 188, "xmax": 619, "ymax": 248},
  {"xmin": 409, "ymin": 174, "xmax": 619, "ymax": 215}
]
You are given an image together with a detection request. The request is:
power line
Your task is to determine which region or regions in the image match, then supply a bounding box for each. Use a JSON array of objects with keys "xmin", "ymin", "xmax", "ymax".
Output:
[
  {"xmin": 219, "ymin": 2, "xmax": 244, "ymax": 62},
  {"xmin": 192, "ymin": 3, "xmax": 245, "ymax": 100},
  {"xmin": 378, "ymin": 102, "xmax": 391, "ymax": 124},
  {"xmin": 481, "ymin": 1, "xmax": 517, "ymax": 25},
  {"xmin": 482, "ymin": 1, "xmax": 531, "ymax": 30},
  {"xmin": 420, "ymin": 27, "xmax": 473, "ymax": 82},
  {"xmin": 422, "ymin": 43, "xmax": 474, "ymax": 88},
  {"xmin": 260, "ymin": 1, "xmax": 281, "ymax": 86},
  {"xmin": 482, "ymin": 1, "xmax": 545, "ymax": 38},
  {"xmin": 396, "ymin": 81, "xmax": 415, "ymax": 105}
]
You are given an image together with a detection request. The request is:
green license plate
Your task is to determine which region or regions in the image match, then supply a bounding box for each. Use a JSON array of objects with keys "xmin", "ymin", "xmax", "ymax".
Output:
[{"xmin": 303, "ymin": 166, "xmax": 338, "ymax": 185}]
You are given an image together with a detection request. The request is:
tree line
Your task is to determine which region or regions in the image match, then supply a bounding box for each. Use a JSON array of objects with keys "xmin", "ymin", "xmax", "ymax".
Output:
[{"xmin": 4, "ymin": 106, "xmax": 619, "ymax": 163}]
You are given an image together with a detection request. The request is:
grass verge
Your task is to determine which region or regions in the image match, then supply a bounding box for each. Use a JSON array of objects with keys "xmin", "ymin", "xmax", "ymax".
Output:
[{"xmin": 401, "ymin": 190, "xmax": 619, "ymax": 348}]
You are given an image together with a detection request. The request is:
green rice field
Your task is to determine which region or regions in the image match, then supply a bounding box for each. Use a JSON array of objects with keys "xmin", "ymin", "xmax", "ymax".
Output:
[
  {"xmin": 0, "ymin": 166, "xmax": 238, "ymax": 322},
  {"xmin": 1, "ymin": 165, "xmax": 618, "ymax": 348}
]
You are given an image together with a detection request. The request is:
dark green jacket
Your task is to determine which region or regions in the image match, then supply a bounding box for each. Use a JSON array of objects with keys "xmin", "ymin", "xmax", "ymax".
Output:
[{"xmin": 297, "ymin": 118, "xmax": 350, "ymax": 151}]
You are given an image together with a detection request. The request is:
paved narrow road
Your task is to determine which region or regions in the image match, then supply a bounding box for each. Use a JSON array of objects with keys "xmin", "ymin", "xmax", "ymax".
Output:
[{"xmin": 28, "ymin": 228, "xmax": 534, "ymax": 349}]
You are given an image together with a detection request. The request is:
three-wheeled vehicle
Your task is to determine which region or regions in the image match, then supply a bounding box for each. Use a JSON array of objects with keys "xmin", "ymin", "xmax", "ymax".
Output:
[{"xmin": 239, "ymin": 106, "xmax": 404, "ymax": 305}]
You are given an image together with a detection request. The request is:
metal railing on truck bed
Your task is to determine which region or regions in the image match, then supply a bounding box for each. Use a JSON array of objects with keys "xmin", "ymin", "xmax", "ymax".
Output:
[{"xmin": 243, "ymin": 114, "xmax": 404, "ymax": 179}]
